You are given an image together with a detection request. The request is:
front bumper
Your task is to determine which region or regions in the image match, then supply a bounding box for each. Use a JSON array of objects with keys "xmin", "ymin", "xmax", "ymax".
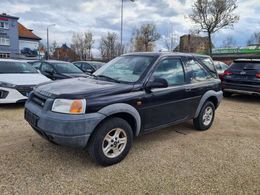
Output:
[
  {"xmin": 222, "ymin": 82, "xmax": 260, "ymax": 96},
  {"xmin": 25, "ymin": 94, "xmax": 106, "ymax": 148},
  {"xmin": 0, "ymin": 87, "xmax": 28, "ymax": 104}
]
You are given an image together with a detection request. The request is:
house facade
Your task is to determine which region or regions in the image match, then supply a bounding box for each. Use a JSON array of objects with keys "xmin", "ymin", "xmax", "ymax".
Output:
[
  {"xmin": 0, "ymin": 13, "xmax": 41, "ymax": 59},
  {"xmin": 177, "ymin": 34, "xmax": 210, "ymax": 54},
  {"xmin": 18, "ymin": 23, "xmax": 41, "ymax": 58},
  {"xmin": 0, "ymin": 13, "xmax": 19, "ymax": 58}
]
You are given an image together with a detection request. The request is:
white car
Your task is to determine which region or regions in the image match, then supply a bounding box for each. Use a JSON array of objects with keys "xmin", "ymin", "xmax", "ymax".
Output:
[{"xmin": 0, "ymin": 59, "xmax": 51, "ymax": 104}]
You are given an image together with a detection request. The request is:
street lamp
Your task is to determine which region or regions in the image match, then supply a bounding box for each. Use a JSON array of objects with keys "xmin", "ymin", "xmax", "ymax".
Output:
[
  {"xmin": 120, "ymin": 0, "xmax": 135, "ymax": 50},
  {"xmin": 46, "ymin": 24, "xmax": 55, "ymax": 60}
]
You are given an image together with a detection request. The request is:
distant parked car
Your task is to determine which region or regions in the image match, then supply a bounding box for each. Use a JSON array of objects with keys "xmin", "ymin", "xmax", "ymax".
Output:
[
  {"xmin": 73, "ymin": 61, "xmax": 105, "ymax": 74},
  {"xmin": 0, "ymin": 59, "xmax": 50, "ymax": 104},
  {"xmin": 214, "ymin": 61, "xmax": 229, "ymax": 80},
  {"xmin": 222, "ymin": 59, "xmax": 260, "ymax": 97},
  {"xmin": 193, "ymin": 54, "xmax": 218, "ymax": 77},
  {"xmin": 31, "ymin": 60, "xmax": 88, "ymax": 80}
]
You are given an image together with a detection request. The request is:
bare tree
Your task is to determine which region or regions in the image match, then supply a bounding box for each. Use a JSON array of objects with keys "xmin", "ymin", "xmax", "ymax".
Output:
[
  {"xmin": 100, "ymin": 32, "xmax": 121, "ymax": 61},
  {"xmin": 84, "ymin": 32, "xmax": 95, "ymax": 60},
  {"xmin": 50, "ymin": 41, "xmax": 58, "ymax": 56},
  {"xmin": 189, "ymin": 0, "xmax": 239, "ymax": 55},
  {"xmin": 222, "ymin": 35, "xmax": 236, "ymax": 48},
  {"xmin": 163, "ymin": 32, "xmax": 178, "ymax": 52},
  {"xmin": 247, "ymin": 32, "xmax": 260, "ymax": 45},
  {"xmin": 71, "ymin": 32, "xmax": 85, "ymax": 60},
  {"xmin": 132, "ymin": 23, "xmax": 161, "ymax": 52}
]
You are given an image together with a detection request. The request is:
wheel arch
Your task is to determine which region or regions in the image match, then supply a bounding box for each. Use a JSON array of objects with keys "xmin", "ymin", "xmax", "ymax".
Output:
[
  {"xmin": 195, "ymin": 90, "xmax": 223, "ymax": 118},
  {"xmin": 96, "ymin": 103, "xmax": 141, "ymax": 136}
]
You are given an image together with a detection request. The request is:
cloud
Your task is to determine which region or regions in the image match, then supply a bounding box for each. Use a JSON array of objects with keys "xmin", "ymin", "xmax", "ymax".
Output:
[{"xmin": 0, "ymin": 0, "xmax": 259, "ymax": 54}]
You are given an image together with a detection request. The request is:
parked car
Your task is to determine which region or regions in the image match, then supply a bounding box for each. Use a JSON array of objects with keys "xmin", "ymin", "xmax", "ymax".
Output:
[
  {"xmin": 73, "ymin": 61, "xmax": 105, "ymax": 74},
  {"xmin": 222, "ymin": 59, "xmax": 260, "ymax": 97},
  {"xmin": 25, "ymin": 52, "xmax": 223, "ymax": 166},
  {"xmin": 31, "ymin": 60, "xmax": 88, "ymax": 80},
  {"xmin": 0, "ymin": 59, "xmax": 50, "ymax": 104},
  {"xmin": 214, "ymin": 61, "xmax": 229, "ymax": 80}
]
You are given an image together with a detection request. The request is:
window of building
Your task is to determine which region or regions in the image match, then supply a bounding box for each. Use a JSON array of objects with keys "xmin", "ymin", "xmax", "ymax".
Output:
[
  {"xmin": 152, "ymin": 58, "xmax": 185, "ymax": 86},
  {"xmin": 0, "ymin": 21, "xmax": 9, "ymax": 29},
  {"xmin": 0, "ymin": 53, "xmax": 10, "ymax": 58},
  {"xmin": 0, "ymin": 37, "xmax": 10, "ymax": 46}
]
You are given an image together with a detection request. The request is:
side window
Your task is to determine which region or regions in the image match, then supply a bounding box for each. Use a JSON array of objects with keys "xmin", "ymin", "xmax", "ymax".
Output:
[
  {"xmin": 74, "ymin": 63, "xmax": 82, "ymax": 69},
  {"xmin": 186, "ymin": 59, "xmax": 212, "ymax": 83},
  {"xmin": 82, "ymin": 63, "xmax": 94, "ymax": 72},
  {"xmin": 152, "ymin": 58, "xmax": 185, "ymax": 86},
  {"xmin": 32, "ymin": 62, "xmax": 41, "ymax": 69},
  {"xmin": 41, "ymin": 63, "xmax": 54, "ymax": 73}
]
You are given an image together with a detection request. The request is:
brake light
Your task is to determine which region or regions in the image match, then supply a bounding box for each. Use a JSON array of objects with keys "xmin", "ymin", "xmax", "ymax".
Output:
[
  {"xmin": 224, "ymin": 70, "xmax": 232, "ymax": 76},
  {"xmin": 256, "ymin": 73, "xmax": 260, "ymax": 78}
]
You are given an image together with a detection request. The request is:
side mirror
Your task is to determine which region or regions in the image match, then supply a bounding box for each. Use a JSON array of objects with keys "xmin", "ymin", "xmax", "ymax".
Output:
[{"xmin": 146, "ymin": 77, "xmax": 168, "ymax": 90}]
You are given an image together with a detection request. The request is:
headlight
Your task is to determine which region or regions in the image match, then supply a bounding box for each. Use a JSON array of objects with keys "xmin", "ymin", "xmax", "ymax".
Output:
[
  {"xmin": 0, "ymin": 82, "xmax": 16, "ymax": 88},
  {"xmin": 52, "ymin": 99, "xmax": 86, "ymax": 114}
]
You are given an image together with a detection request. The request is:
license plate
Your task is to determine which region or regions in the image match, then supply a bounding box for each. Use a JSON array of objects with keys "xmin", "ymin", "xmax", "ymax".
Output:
[{"xmin": 25, "ymin": 109, "xmax": 39, "ymax": 127}]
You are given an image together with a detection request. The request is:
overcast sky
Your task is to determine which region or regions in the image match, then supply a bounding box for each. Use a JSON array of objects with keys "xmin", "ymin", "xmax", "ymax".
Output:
[{"xmin": 1, "ymin": 0, "xmax": 260, "ymax": 55}]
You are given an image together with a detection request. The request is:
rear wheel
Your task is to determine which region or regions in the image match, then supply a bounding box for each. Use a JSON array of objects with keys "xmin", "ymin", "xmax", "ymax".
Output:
[
  {"xmin": 88, "ymin": 117, "xmax": 133, "ymax": 166},
  {"xmin": 223, "ymin": 91, "xmax": 232, "ymax": 97},
  {"xmin": 193, "ymin": 101, "xmax": 215, "ymax": 131}
]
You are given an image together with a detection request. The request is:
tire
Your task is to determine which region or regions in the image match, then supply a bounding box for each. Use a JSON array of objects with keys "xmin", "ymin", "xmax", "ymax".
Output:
[
  {"xmin": 88, "ymin": 117, "xmax": 133, "ymax": 166},
  {"xmin": 193, "ymin": 101, "xmax": 215, "ymax": 131},
  {"xmin": 223, "ymin": 91, "xmax": 232, "ymax": 97}
]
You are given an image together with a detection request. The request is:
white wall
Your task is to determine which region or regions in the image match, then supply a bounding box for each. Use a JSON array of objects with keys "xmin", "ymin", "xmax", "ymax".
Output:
[{"xmin": 19, "ymin": 39, "xmax": 39, "ymax": 51}]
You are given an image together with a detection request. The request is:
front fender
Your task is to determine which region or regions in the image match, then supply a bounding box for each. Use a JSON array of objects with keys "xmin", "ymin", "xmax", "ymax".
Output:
[{"xmin": 98, "ymin": 103, "xmax": 141, "ymax": 136}]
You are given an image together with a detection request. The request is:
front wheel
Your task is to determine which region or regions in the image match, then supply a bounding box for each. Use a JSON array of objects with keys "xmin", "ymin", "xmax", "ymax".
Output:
[
  {"xmin": 88, "ymin": 117, "xmax": 133, "ymax": 166},
  {"xmin": 193, "ymin": 101, "xmax": 215, "ymax": 131}
]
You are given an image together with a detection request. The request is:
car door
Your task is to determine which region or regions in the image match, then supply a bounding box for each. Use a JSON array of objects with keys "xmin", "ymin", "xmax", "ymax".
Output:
[
  {"xmin": 182, "ymin": 57, "xmax": 218, "ymax": 113},
  {"xmin": 142, "ymin": 57, "xmax": 195, "ymax": 130}
]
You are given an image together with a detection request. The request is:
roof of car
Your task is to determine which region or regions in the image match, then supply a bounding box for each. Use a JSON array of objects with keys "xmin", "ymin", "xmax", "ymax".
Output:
[
  {"xmin": 73, "ymin": 61, "xmax": 104, "ymax": 64},
  {"xmin": 234, "ymin": 59, "xmax": 260, "ymax": 63},
  {"xmin": 38, "ymin": 60, "xmax": 71, "ymax": 63},
  {"xmin": 0, "ymin": 59, "xmax": 25, "ymax": 62},
  {"xmin": 123, "ymin": 52, "xmax": 210, "ymax": 58}
]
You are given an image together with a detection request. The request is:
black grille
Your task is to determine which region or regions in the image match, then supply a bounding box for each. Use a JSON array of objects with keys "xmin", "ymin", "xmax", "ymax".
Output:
[
  {"xmin": 0, "ymin": 90, "xmax": 8, "ymax": 99},
  {"xmin": 31, "ymin": 93, "xmax": 46, "ymax": 107},
  {"xmin": 17, "ymin": 86, "xmax": 34, "ymax": 97}
]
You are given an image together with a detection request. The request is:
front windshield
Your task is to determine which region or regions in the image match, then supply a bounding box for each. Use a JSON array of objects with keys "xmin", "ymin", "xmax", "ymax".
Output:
[
  {"xmin": 0, "ymin": 61, "xmax": 38, "ymax": 74},
  {"xmin": 52, "ymin": 62, "xmax": 83, "ymax": 73},
  {"xmin": 94, "ymin": 56, "xmax": 157, "ymax": 83}
]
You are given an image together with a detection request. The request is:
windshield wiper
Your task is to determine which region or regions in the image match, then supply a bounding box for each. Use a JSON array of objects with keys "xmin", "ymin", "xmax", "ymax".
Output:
[{"xmin": 95, "ymin": 75, "xmax": 120, "ymax": 83}]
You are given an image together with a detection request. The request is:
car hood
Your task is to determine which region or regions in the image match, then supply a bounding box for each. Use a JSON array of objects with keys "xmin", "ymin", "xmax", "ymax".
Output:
[
  {"xmin": 60, "ymin": 73, "xmax": 88, "ymax": 78},
  {"xmin": 0, "ymin": 73, "xmax": 51, "ymax": 85},
  {"xmin": 34, "ymin": 77, "xmax": 134, "ymax": 99}
]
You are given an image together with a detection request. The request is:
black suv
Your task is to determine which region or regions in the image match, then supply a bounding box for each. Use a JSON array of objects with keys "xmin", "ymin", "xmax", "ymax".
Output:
[
  {"xmin": 222, "ymin": 59, "xmax": 260, "ymax": 97},
  {"xmin": 31, "ymin": 60, "xmax": 87, "ymax": 80},
  {"xmin": 25, "ymin": 52, "xmax": 223, "ymax": 166}
]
